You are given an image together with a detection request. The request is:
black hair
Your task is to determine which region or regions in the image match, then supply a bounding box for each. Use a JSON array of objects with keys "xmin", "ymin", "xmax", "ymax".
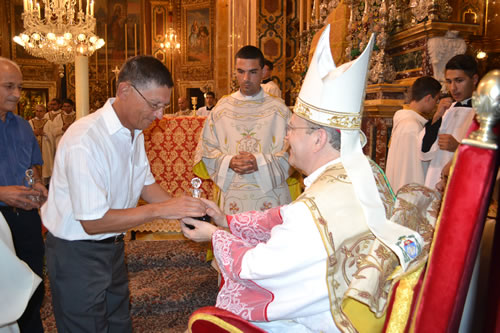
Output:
[
  {"xmin": 410, "ymin": 76, "xmax": 442, "ymax": 102},
  {"xmin": 50, "ymin": 98, "xmax": 62, "ymax": 105},
  {"xmin": 263, "ymin": 59, "xmax": 274, "ymax": 70},
  {"xmin": 445, "ymin": 54, "xmax": 478, "ymax": 78},
  {"xmin": 118, "ymin": 55, "xmax": 173, "ymax": 89},
  {"xmin": 205, "ymin": 91, "xmax": 215, "ymax": 98},
  {"xmin": 235, "ymin": 46, "xmax": 265, "ymax": 68},
  {"xmin": 62, "ymin": 98, "xmax": 75, "ymax": 107}
]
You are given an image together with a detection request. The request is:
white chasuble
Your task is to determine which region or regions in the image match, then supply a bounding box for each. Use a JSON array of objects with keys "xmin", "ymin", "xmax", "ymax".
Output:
[
  {"xmin": 194, "ymin": 89, "xmax": 292, "ymax": 214},
  {"xmin": 419, "ymin": 103, "xmax": 475, "ymax": 189},
  {"xmin": 386, "ymin": 109, "xmax": 428, "ymax": 193}
]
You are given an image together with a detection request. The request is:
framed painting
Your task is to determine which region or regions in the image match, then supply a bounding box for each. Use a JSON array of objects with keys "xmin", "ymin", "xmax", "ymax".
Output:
[
  {"xmin": 17, "ymin": 81, "xmax": 57, "ymax": 119},
  {"xmin": 18, "ymin": 88, "xmax": 49, "ymax": 120},
  {"xmin": 183, "ymin": 5, "xmax": 211, "ymax": 64},
  {"xmin": 94, "ymin": 0, "xmax": 142, "ymax": 61}
]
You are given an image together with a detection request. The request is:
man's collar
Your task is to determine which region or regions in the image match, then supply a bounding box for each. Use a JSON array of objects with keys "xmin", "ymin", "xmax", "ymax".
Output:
[
  {"xmin": 233, "ymin": 88, "xmax": 264, "ymax": 101},
  {"xmin": 0, "ymin": 111, "xmax": 13, "ymax": 123},
  {"xmin": 454, "ymin": 98, "xmax": 472, "ymax": 108},
  {"xmin": 304, "ymin": 157, "xmax": 342, "ymax": 189}
]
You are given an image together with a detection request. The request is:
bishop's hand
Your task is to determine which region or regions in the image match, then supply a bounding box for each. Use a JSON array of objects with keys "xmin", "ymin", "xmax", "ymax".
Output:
[{"xmin": 181, "ymin": 218, "xmax": 218, "ymax": 242}]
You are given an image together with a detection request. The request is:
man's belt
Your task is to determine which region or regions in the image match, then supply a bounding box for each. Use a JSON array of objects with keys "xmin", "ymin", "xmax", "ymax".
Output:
[{"xmin": 80, "ymin": 234, "xmax": 125, "ymax": 244}]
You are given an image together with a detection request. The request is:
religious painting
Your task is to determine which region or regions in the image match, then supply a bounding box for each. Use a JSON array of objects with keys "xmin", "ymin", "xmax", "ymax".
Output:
[
  {"xmin": 184, "ymin": 6, "xmax": 211, "ymax": 64},
  {"xmin": 18, "ymin": 88, "xmax": 49, "ymax": 120},
  {"xmin": 94, "ymin": 0, "xmax": 142, "ymax": 61}
]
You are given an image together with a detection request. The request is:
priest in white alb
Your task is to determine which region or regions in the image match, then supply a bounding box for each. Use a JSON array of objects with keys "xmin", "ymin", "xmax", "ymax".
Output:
[
  {"xmin": 419, "ymin": 54, "xmax": 478, "ymax": 189},
  {"xmin": 385, "ymin": 76, "xmax": 442, "ymax": 193},
  {"xmin": 183, "ymin": 26, "xmax": 437, "ymax": 333},
  {"xmin": 194, "ymin": 45, "xmax": 293, "ymax": 214}
]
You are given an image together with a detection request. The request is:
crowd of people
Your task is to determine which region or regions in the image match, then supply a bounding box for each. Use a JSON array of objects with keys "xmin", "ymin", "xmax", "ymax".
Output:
[{"xmin": 0, "ymin": 23, "xmax": 481, "ymax": 332}]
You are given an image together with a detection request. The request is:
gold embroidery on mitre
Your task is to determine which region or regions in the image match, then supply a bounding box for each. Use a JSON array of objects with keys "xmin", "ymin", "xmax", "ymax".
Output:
[{"xmin": 294, "ymin": 97, "xmax": 361, "ymax": 129}]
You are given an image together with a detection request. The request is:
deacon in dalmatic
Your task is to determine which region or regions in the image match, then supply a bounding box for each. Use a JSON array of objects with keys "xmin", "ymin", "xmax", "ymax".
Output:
[
  {"xmin": 183, "ymin": 26, "xmax": 432, "ymax": 332},
  {"xmin": 194, "ymin": 45, "xmax": 292, "ymax": 214}
]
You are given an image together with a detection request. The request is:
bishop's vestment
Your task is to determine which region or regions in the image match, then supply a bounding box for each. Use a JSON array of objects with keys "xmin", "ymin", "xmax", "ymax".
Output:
[{"xmin": 211, "ymin": 159, "xmax": 413, "ymax": 332}]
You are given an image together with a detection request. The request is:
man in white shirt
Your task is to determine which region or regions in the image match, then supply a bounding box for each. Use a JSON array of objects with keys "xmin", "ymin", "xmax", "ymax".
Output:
[
  {"xmin": 41, "ymin": 55, "xmax": 208, "ymax": 333},
  {"xmin": 386, "ymin": 76, "xmax": 442, "ymax": 192},
  {"xmin": 196, "ymin": 91, "xmax": 216, "ymax": 116},
  {"xmin": 260, "ymin": 59, "xmax": 282, "ymax": 98},
  {"xmin": 420, "ymin": 54, "xmax": 478, "ymax": 189}
]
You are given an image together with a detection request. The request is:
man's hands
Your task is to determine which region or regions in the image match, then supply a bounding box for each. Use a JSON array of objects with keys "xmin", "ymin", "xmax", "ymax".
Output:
[
  {"xmin": 229, "ymin": 151, "xmax": 258, "ymax": 174},
  {"xmin": 0, "ymin": 185, "xmax": 45, "ymax": 210},
  {"xmin": 438, "ymin": 134, "xmax": 459, "ymax": 152},
  {"xmin": 432, "ymin": 97, "xmax": 453, "ymax": 124},
  {"xmin": 155, "ymin": 196, "xmax": 208, "ymax": 220}
]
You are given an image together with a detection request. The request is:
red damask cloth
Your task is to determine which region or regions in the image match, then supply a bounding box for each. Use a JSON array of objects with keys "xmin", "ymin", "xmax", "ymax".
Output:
[{"xmin": 132, "ymin": 116, "xmax": 214, "ymax": 232}]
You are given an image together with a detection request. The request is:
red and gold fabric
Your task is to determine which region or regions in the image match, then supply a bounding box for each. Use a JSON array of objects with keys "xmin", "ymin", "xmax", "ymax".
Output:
[{"xmin": 133, "ymin": 116, "xmax": 214, "ymax": 232}]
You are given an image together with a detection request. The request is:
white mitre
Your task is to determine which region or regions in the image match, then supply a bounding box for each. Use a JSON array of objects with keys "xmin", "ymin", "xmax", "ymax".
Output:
[{"xmin": 294, "ymin": 24, "xmax": 424, "ymax": 271}]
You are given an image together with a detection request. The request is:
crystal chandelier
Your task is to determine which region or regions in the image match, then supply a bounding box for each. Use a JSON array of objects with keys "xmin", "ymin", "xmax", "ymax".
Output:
[
  {"xmin": 160, "ymin": 28, "xmax": 181, "ymax": 53},
  {"xmin": 13, "ymin": 0, "xmax": 105, "ymax": 77}
]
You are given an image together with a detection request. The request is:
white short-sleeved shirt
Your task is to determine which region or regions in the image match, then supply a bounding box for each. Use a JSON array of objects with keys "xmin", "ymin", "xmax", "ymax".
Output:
[{"xmin": 41, "ymin": 99, "xmax": 156, "ymax": 241}]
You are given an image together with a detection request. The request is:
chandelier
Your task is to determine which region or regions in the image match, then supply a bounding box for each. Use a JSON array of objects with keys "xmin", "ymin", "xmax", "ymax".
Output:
[
  {"xmin": 160, "ymin": 28, "xmax": 180, "ymax": 53},
  {"xmin": 13, "ymin": 0, "xmax": 105, "ymax": 76}
]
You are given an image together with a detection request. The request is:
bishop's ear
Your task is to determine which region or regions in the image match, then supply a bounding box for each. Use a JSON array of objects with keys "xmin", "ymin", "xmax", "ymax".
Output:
[{"xmin": 312, "ymin": 128, "xmax": 328, "ymax": 152}]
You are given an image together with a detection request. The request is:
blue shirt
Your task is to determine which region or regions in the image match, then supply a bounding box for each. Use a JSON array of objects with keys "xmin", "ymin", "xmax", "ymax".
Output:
[{"xmin": 0, "ymin": 112, "xmax": 43, "ymax": 195}]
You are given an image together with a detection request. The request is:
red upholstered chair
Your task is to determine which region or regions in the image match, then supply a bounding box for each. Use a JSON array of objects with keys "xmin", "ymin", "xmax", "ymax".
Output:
[{"xmin": 188, "ymin": 306, "xmax": 266, "ymax": 333}]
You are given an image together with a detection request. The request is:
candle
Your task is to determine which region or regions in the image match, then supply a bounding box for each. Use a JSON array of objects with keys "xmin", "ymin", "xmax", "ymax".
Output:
[
  {"xmin": 90, "ymin": 0, "xmax": 94, "ymax": 16},
  {"xmin": 79, "ymin": 0, "xmax": 82, "ymax": 12},
  {"xmin": 36, "ymin": 2, "xmax": 40, "ymax": 18},
  {"xmin": 86, "ymin": 0, "xmax": 89, "ymax": 15},
  {"xmin": 306, "ymin": 0, "xmax": 311, "ymax": 30},
  {"xmin": 144, "ymin": 23, "xmax": 147, "ymax": 54},
  {"xmin": 314, "ymin": 0, "xmax": 319, "ymax": 24},
  {"xmin": 29, "ymin": 0, "xmax": 33, "ymax": 12},
  {"xmin": 23, "ymin": 0, "xmax": 27, "ymax": 11},
  {"xmin": 299, "ymin": 0, "xmax": 303, "ymax": 34},
  {"xmin": 134, "ymin": 24, "xmax": 137, "ymax": 56}
]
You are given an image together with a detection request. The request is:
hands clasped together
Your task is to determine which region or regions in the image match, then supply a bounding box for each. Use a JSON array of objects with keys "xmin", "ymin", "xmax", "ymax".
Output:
[{"xmin": 229, "ymin": 151, "xmax": 258, "ymax": 175}]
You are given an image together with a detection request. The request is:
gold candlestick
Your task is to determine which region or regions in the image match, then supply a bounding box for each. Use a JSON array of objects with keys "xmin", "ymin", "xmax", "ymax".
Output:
[{"xmin": 191, "ymin": 96, "xmax": 198, "ymax": 115}]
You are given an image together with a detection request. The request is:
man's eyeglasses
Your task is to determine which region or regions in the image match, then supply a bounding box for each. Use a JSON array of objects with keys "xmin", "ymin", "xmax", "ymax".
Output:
[
  {"xmin": 131, "ymin": 84, "xmax": 169, "ymax": 111},
  {"xmin": 286, "ymin": 123, "xmax": 320, "ymax": 133}
]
